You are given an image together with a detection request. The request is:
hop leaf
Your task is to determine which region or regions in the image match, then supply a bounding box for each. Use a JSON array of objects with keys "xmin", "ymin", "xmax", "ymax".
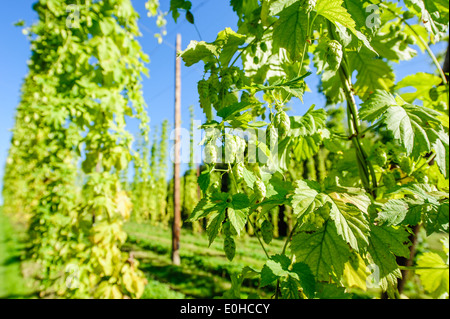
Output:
[
  {"xmin": 224, "ymin": 236, "xmax": 236, "ymax": 261},
  {"xmin": 261, "ymin": 220, "xmax": 274, "ymax": 244}
]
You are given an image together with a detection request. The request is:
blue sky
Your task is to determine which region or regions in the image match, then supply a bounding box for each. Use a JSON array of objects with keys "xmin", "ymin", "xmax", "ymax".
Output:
[{"xmin": 0, "ymin": 0, "xmax": 447, "ymax": 203}]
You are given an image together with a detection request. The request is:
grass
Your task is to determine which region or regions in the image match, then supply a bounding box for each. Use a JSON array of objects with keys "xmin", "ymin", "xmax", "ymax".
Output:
[
  {"xmin": 0, "ymin": 210, "xmax": 36, "ymax": 298},
  {"xmin": 123, "ymin": 220, "xmax": 286, "ymax": 299}
]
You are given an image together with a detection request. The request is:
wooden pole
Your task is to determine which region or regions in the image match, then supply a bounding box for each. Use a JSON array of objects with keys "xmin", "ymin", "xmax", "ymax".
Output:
[{"xmin": 172, "ymin": 33, "xmax": 182, "ymax": 265}]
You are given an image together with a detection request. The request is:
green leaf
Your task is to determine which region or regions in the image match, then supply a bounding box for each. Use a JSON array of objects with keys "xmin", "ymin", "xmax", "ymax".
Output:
[
  {"xmin": 429, "ymin": 128, "xmax": 449, "ymax": 178},
  {"xmin": 376, "ymin": 199, "xmax": 409, "ymax": 227},
  {"xmin": 327, "ymin": 191, "xmax": 371, "ymax": 251},
  {"xmin": 179, "ymin": 40, "xmax": 218, "ymax": 67},
  {"xmin": 416, "ymin": 252, "xmax": 449, "ymax": 298},
  {"xmin": 291, "ymin": 221, "xmax": 351, "ymax": 281},
  {"xmin": 290, "ymin": 105, "xmax": 327, "ymax": 137},
  {"xmin": 292, "ymin": 134, "xmax": 322, "ymax": 161},
  {"xmin": 260, "ymin": 254, "xmax": 291, "ymax": 287},
  {"xmin": 242, "ymin": 166, "xmax": 257, "ymax": 189},
  {"xmin": 207, "ymin": 209, "xmax": 226, "ymax": 246},
  {"xmin": 280, "ymin": 276, "xmax": 300, "ymax": 299},
  {"xmin": 213, "ymin": 28, "xmax": 247, "ymax": 67},
  {"xmin": 224, "ymin": 236, "xmax": 236, "ymax": 261},
  {"xmin": 315, "ymin": 282, "xmax": 352, "ymax": 299},
  {"xmin": 290, "ymin": 262, "xmax": 316, "ymax": 299},
  {"xmin": 272, "ymin": 1, "xmax": 309, "ymax": 61},
  {"xmin": 404, "ymin": 0, "xmax": 449, "ymax": 42},
  {"xmin": 395, "ymin": 72, "xmax": 442, "ymax": 103},
  {"xmin": 362, "ymin": 91, "xmax": 447, "ymax": 162},
  {"xmin": 320, "ymin": 67, "xmax": 346, "ymax": 104},
  {"xmin": 349, "ymin": 49, "xmax": 394, "ymax": 100},
  {"xmin": 367, "ymin": 224, "xmax": 411, "ymax": 296},
  {"xmin": 360, "ymin": 89, "xmax": 398, "ymax": 122},
  {"xmin": 227, "ymin": 206, "xmax": 248, "ymax": 236},
  {"xmin": 291, "ymin": 179, "xmax": 322, "ymax": 218},
  {"xmin": 217, "ymin": 101, "xmax": 252, "ymax": 120},
  {"xmin": 292, "ymin": 180, "xmax": 370, "ymax": 251},
  {"xmin": 187, "ymin": 197, "xmax": 215, "ymax": 222},
  {"xmin": 170, "ymin": 0, "xmax": 192, "ymax": 22},
  {"xmin": 317, "ymin": 0, "xmax": 375, "ymax": 53},
  {"xmin": 197, "ymin": 170, "xmax": 211, "ymax": 193},
  {"xmin": 261, "ymin": 220, "xmax": 274, "ymax": 244},
  {"xmin": 316, "ymin": 0, "xmax": 356, "ymax": 31}
]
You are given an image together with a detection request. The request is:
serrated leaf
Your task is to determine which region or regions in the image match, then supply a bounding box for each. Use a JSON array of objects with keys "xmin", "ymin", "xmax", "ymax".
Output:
[
  {"xmin": 376, "ymin": 199, "xmax": 409, "ymax": 226},
  {"xmin": 292, "ymin": 134, "xmax": 322, "ymax": 161},
  {"xmin": 242, "ymin": 166, "xmax": 257, "ymax": 189},
  {"xmin": 315, "ymin": 282, "xmax": 352, "ymax": 299},
  {"xmin": 404, "ymin": 0, "xmax": 449, "ymax": 42},
  {"xmin": 291, "ymin": 222, "xmax": 351, "ymax": 281},
  {"xmin": 260, "ymin": 254, "xmax": 291, "ymax": 287},
  {"xmin": 179, "ymin": 40, "xmax": 218, "ymax": 67},
  {"xmin": 342, "ymin": 253, "xmax": 370, "ymax": 291},
  {"xmin": 367, "ymin": 224, "xmax": 411, "ymax": 296},
  {"xmin": 290, "ymin": 105, "xmax": 327, "ymax": 137},
  {"xmin": 217, "ymin": 101, "xmax": 252, "ymax": 120},
  {"xmin": 280, "ymin": 276, "xmax": 300, "ymax": 299},
  {"xmin": 198, "ymin": 170, "xmax": 211, "ymax": 193},
  {"xmin": 272, "ymin": 1, "xmax": 309, "ymax": 61},
  {"xmin": 360, "ymin": 89, "xmax": 397, "ymax": 122},
  {"xmin": 187, "ymin": 197, "xmax": 215, "ymax": 222},
  {"xmin": 349, "ymin": 49, "xmax": 394, "ymax": 100},
  {"xmin": 290, "ymin": 262, "xmax": 316, "ymax": 298},
  {"xmin": 291, "ymin": 180, "xmax": 322, "ymax": 218},
  {"xmin": 316, "ymin": 0, "xmax": 356, "ymax": 30},
  {"xmin": 227, "ymin": 207, "xmax": 247, "ymax": 236},
  {"xmin": 224, "ymin": 236, "xmax": 236, "ymax": 261},
  {"xmin": 206, "ymin": 209, "xmax": 226, "ymax": 246},
  {"xmin": 292, "ymin": 180, "xmax": 370, "ymax": 251},
  {"xmin": 327, "ymin": 191, "xmax": 370, "ymax": 251},
  {"xmin": 363, "ymin": 92, "xmax": 447, "ymax": 161},
  {"xmin": 261, "ymin": 220, "xmax": 274, "ymax": 244},
  {"xmin": 395, "ymin": 72, "xmax": 442, "ymax": 103},
  {"xmin": 416, "ymin": 252, "xmax": 449, "ymax": 298},
  {"xmin": 214, "ymin": 28, "xmax": 247, "ymax": 67}
]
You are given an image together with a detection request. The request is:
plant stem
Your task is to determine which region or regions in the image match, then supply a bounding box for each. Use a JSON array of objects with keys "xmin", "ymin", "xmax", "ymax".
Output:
[
  {"xmin": 248, "ymin": 217, "xmax": 270, "ymax": 259},
  {"xmin": 327, "ymin": 18, "xmax": 378, "ymax": 195},
  {"xmin": 338, "ymin": 60, "xmax": 377, "ymax": 195}
]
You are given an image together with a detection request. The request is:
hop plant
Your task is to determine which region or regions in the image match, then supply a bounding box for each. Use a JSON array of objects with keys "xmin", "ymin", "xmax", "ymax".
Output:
[
  {"xmin": 399, "ymin": 156, "xmax": 413, "ymax": 175},
  {"xmin": 233, "ymin": 162, "xmax": 245, "ymax": 182},
  {"xmin": 327, "ymin": 40, "xmax": 343, "ymax": 71},
  {"xmin": 234, "ymin": 135, "xmax": 246, "ymax": 162},
  {"xmin": 198, "ymin": 79, "xmax": 211, "ymax": 110},
  {"xmin": 254, "ymin": 178, "xmax": 266, "ymax": 202},
  {"xmin": 266, "ymin": 123, "xmax": 278, "ymax": 147},
  {"xmin": 373, "ymin": 147, "xmax": 388, "ymax": 167},
  {"xmin": 224, "ymin": 134, "xmax": 237, "ymax": 163},
  {"xmin": 301, "ymin": 0, "xmax": 316, "ymax": 13},
  {"xmin": 204, "ymin": 142, "xmax": 217, "ymax": 164},
  {"xmin": 274, "ymin": 111, "xmax": 290, "ymax": 139},
  {"xmin": 221, "ymin": 71, "xmax": 234, "ymax": 89}
]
